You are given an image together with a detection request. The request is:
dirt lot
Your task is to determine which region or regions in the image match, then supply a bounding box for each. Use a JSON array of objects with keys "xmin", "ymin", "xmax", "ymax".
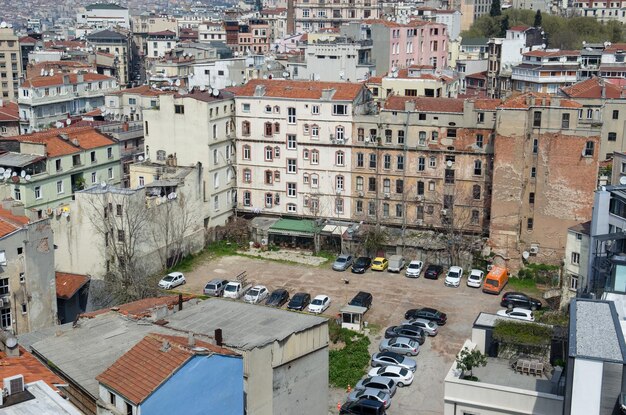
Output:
[{"xmin": 177, "ymin": 254, "xmax": 502, "ymax": 415}]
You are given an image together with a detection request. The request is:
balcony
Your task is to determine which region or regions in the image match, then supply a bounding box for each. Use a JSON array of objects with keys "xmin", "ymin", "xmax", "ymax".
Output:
[{"xmin": 357, "ymin": 58, "xmax": 376, "ymax": 66}]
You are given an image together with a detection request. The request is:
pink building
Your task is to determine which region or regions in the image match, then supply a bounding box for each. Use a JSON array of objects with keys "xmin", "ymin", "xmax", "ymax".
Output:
[{"xmin": 357, "ymin": 20, "xmax": 449, "ymax": 74}]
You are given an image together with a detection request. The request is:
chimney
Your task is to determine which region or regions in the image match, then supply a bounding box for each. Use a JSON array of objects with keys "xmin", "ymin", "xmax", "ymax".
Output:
[
  {"xmin": 404, "ymin": 100, "xmax": 416, "ymax": 112},
  {"xmin": 0, "ymin": 330, "xmax": 19, "ymax": 358},
  {"xmin": 63, "ymin": 74, "xmax": 70, "ymax": 85},
  {"xmin": 214, "ymin": 328, "xmax": 223, "ymax": 347},
  {"xmin": 77, "ymin": 73, "xmax": 84, "ymax": 83},
  {"xmin": 160, "ymin": 340, "xmax": 171, "ymax": 352},
  {"xmin": 188, "ymin": 332, "xmax": 195, "ymax": 347},
  {"xmin": 320, "ymin": 88, "xmax": 336, "ymax": 101}
]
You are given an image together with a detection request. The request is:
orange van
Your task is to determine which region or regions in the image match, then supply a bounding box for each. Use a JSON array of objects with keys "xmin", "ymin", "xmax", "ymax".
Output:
[{"xmin": 482, "ymin": 266, "xmax": 509, "ymax": 294}]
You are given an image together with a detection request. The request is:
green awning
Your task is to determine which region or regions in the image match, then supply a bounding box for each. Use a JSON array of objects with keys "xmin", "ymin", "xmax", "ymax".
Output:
[{"xmin": 269, "ymin": 218, "xmax": 318, "ymax": 237}]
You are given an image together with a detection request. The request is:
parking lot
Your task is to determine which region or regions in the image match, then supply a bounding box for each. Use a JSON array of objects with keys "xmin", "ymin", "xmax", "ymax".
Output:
[{"xmin": 176, "ymin": 254, "xmax": 502, "ymax": 414}]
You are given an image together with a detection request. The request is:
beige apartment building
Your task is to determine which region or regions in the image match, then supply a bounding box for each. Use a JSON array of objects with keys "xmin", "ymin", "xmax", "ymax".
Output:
[
  {"xmin": 293, "ymin": 0, "xmax": 380, "ymax": 32},
  {"xmin": 233, "ymin": 79, "xmax": 373, "ymax": 220},
  {"xmin": 0, "ymin": 28, "xmax": 22, "ymax": 101},
  {"xmin": 490, "ymin": 93, "xmax": 601, "ymax": 268},
  {"xmin": 352, "ymin": 96, "xmax": 497, "ymax": 235},
  {"xmin": 142, "ymin": 89, "xmax": 237, "ymax": 228}
]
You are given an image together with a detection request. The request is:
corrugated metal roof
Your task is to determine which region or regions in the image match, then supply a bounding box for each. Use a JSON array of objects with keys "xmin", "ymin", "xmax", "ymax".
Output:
[
  {"xmin": 0, "ymin": 152, "xmax": 44, "ymax": 168},
  {"xmin": 269, "ymin": 218, "xmax": 318, "ymax": 235}
]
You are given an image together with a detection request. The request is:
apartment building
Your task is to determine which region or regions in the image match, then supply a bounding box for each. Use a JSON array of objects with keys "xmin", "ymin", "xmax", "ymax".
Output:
[
  {"xmin": 572, "ymin": 0, "xmax": 626, "ymax": 23},
  {"xmin": 233, "ymin": 80, "xmax": 372, "ymax": 219},
  {"xmin": 0, "ymin": 126, "xmax": 121, "ymax": 216},
  {"xmin": 293, "ymin": 0, "xmax": 380, "ymax": 32},
  {"xmin": 86, "ymin": 29, "xmax": 130, "ymax": 85},
  {"xmin": 197, "ymin": 22, "xmax": 227, "ymax": 43},
  {"xmin": 224, "ymin": 20, "xmax": 271, "ymax": 55},
  {"xmin": 131, "ymin": 14, "xmax": 178, "ymax": 57},
  {"xmin": 0, "ymin": 201, "xmax": 57, "ymax": 334},
  {"xmin": 142, "ymin": 89, "xmax": 236, "ymax": 227},
  {"xmin": 260, "ymin": 8, "xmax": 288, "ymax": 43},
  {"xmin": 76, "ymin": 3, "xmax": 130, "ymax": 30},
  {"xmin": 0, "ymin": 100, "xmax": 19, "ymax": 137},
  {"xmin": 490, "ymin": 93, "xmax": 600, "ymax": 268},
  {"xmin": 352, "ymin": 96, "xmax": 497, "ymax": 234},
  {"xmin": 511, "ymin": 50, "xmax": 581, "ymax": 94},
  {"xmin": 0, "ymin": 28, "xmax": 22, "ymax": 101},
  {"xmin": 460, "ymin": 0, "xmax": 495, "ymax": 31},
  {"xmin": 18, "ymin": 72, "xmax": 118, "ymax": 133},
  {"xmin": 147, "ymin": 30, "xmax": 178, "ymax": 59},
  {"xmin": 365, "ymin": 65, "xmax": 459, "ymax": 101},
  {"xmin": 105, "ymin": 85, "xmax": 166, "ymax": 122}
]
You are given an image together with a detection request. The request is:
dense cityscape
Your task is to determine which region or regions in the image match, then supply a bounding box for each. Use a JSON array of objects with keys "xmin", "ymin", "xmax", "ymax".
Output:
[{"xmin": 0, "ymin": 0, "xmax": 624, "ymax": 414}]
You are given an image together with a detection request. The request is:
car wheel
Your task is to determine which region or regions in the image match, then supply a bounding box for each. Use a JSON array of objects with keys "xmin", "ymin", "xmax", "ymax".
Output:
[{"xmin": 397, "ymin": 382, "xmax": 404, "ymax": 387}]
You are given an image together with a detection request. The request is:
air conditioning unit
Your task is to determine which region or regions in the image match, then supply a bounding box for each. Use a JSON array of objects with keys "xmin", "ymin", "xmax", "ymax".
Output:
[
  {"xmin": 358, "ymin": 191, "xmax": 364, "ymax": 197},
  {"xmin": 416, "ymin": 195, "xmax": 423, "ymax": 201},
  {"xmin": 384, "ymin": 193, "xmax": 390, "ymax": 199},
  {"xmin": 364, "ymin": 136, "xmax": 371, "ymax": 143},
  {"xmin": 4, "ymin": 375, "xmax": 24, "ymax": 395},
  {"xmin": 329, "ymin": 133, "xmax": 335, "ymax": 140},
  {"xmin": 529, "ymin": 244, "xmax": 539, "ymax": 255},
  {"xmin": 441, "ymin": 209, "xmax": 448, "ymax": 216},
  {"xmin": 336, "ymin": 138, "xmax": 345, "ymax": 144}
]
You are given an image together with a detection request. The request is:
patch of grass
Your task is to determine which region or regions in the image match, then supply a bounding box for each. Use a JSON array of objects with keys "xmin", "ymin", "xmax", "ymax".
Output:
[
  {"xmin": 536, "ymin": 310, "xmax": 569, "ymax": 326},
  {"xmin": 366, "ymin": 323, "xmax": 382, "ymax": 336},
  {"xmin": 316, "ymin": 250, "xmax": 337, "ymax": 266},
  {"xmin": 168, "ymin": 241, "xmax": 242, "ymax": 273},
  {"xmin": 494, "ymin": 320, "xmax": 552, "ymax": 347},
  {"xmin": 329, "ymin": 320, "xmax": 371, "ymax": 388},
  {"xmin": 507, "ymin": 277, "xmax": 542, "ymax": 297}
]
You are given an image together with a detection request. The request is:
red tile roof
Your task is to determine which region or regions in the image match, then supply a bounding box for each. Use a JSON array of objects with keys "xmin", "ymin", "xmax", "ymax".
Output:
[
  {"xmin": 96, "ymin": 333, "xmax": 238, "ymax": 405},
  {"xmin": 4, "ymin": 126, "xmax": 116, "ymax": 158},
  {"xmin": 148, "ymin": 30, "xmax": 177, "ymax": 37},
  {"xmin": 384, "ymin": 96, "xmax": 464, "ymax": 112},
  {"xmin": 109, "ymin": 85, "xmax": 167, "ymax": 97},
  {"xmin": 604, "ymin": 43, "xmax": 626, "ymax": 53},
  {"xmin": 501, "ymin": 92, "xmax": 582, "ymax": 109},
  {"xmin": 523, "ymin": 49, "xmax": 580, "ymax": 57},
  {"xmin": 81, "ymin": 295, "xmax": 195, "ymax": 319},
  {"xmin": 0, "ymin": 101, "xmax": 19, "ymax": 122},
  {"xmin": 56, "ymin": 272, "xmax": 90, "ymax": 300},
  {"xmin": 231, "ymin": 79, "xmax": 366, "ymax": 101},
  {"xmin": 474, "ymin": 98, "xmax": 501, "ymax": 110},
  {"xmin": 466, "ymin": 71, "xmax": 487, "ymax": 80},
  {"xmin": 22, "ymin": 73, "xmax": 115, "ymax": 88},
  {"xmin": 19, "ymin": 36, "xmax": 38, "ymax": 44},
  {"xmin": 0, "ymin": 206, "xmax": 29, "ymax": 238},
  {"xmin": 561, "ymin": 77, "xmax": 623, "ymax": 99},
  {"xmin": 0, "ymin": 347, "xmax": 65, "ymax": 391}
]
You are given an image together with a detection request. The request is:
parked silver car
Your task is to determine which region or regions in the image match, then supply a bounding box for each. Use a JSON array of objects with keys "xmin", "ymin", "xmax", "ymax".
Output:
[
  {"xmin": 346, "ymin": 388, "xmax": 391, "ymax": 409},
  {"xmin": 402, "ymin": 318, "xmax": 439, "ymax": 336},
  {"xmin": 355, "ymin": 376, "xmax": 397, "ymax": 397},
  {"xmin": 332, "ymin": 254, "xmax": 353, "ymax": 271},
  {"xmin": 370, "ymin": 351, "xmax": 417, "ymax": 372},
  {"xmin": 203, "ymin": 279, "xmax": 229, "ymax": 296},
  {"xmin": 379, "ymin": 337, "xmax": 420, "ymax": 356},
  {"xmin": 405, "ymin": 260, "xmax": 423, "ymax": 278}
]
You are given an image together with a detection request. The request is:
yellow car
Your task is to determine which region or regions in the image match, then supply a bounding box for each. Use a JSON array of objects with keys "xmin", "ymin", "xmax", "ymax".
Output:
[{"xmin": 371, "ymin": 257, "xmax": 388, "ymax": 271}]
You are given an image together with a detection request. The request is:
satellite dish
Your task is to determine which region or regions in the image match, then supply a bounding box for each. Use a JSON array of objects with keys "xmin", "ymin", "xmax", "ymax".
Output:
[
  {"xmin": 11, "ymin": 172, "xmax": 17, "ymax": 177},
  {"xmin": 522, "ymin": 251, "xmax": 530, "ymax": 259},
  {"xmin": 339, "ymin": 71, "xmax": 345, "ymax": 79},
  {"xmin": 63, "ymin": 211, "xmax": 69, "ymax": 218},
  {"xmin": 199, "ymin": 85, "xmax": 206, "ymax": 91},
  {"xmin": 620, "ymin": 176, "xmax": 626, "ymax": 185},
  {"xmin": 44, "ymin": 71, "xmax": 48, "ymax": 76},
  {"xmin": 40, "ymin": 68, "xmax": 45, "ymax": 76},
  {"xmin": 50, "ymin": 69, "xmax": 54, "ymax": 76},
  {"xmin": 0, "ymin": 167, "xmax": 4, "ymax": 174},
  {"xmin": 25, "ymin": 175, "xmax": 31, "ymax": 181},
  {"xmin": 175, "ymin": 79, "xmax": 181, "ymax": 86},
  {"xmin": 263, "ymin": 75, "xmax": 268, "ymax": 79},
  {"xmin": 20, "ymin": 171, "xmax": 26, "ymax": 178},
  {"xmin": 446, "ymin": 160, "xmax": 453, "ymax": 167},
  {"xmin": 393, "ymin": 72, "xmax": 398, "ymax": 78},
  {"xmin": 231, "ymin": 81, "xmax": 237, "ymax": 87},
  {"xmin": 66, "ymin": 119, "xmax": 71, "ymax": 125},
  {"xmin": 137, "ymin": 155, "xmax": 144, "ymax": 161},
  {"xmin": 212, "ymin": 88, "xmax": 219, "ymax": 97},
  {"xmin": 0, "ymin": 22, "xmax": 7, "ymax": 28},
  {"xmin": 55, "ymin": 122, "xmax": 63, "ymax": 128},
  {"xmin": 3, "ymin": 171, "xmax": 9, "ymax": 179},
  {"xmin": 282, "ymin": 72, "xmax": 289, "ymax": 78},
  {"xmin": 100, "ymin": 181, "xmax": 107, "ymax": 188}
]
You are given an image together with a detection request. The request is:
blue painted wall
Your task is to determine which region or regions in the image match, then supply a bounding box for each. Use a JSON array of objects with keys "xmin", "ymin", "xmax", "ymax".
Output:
[{"xmin": 140, "ymin": 354, "xmax": 244, "ymax": 415}]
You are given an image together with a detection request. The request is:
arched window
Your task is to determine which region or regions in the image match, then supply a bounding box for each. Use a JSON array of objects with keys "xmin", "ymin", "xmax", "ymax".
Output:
[
  {"xmin": 264, "ymin": 122, "xmax": 273, "ymax": 136},
  {"xmin": 265, "ymin": 105, "xmax": 272, "ymax": 113},
  {"xmin": 335, "ymin": 151, "xmax": 345, "ymax": 166},
  {"xmin": 265, "ymin": 170, "xmax": 273, "ymax": 184},
  {"xmin": 335, "ymin": 126, "xmax": 345, "ymax": 140},
  {"xmin": 336, "ymin": 175, "xmax": 344, "ymax": 191},
  {"xmin": 243, "ymin": 168, "xmax": 251, "ymax": 183},
  {"xmin": 274, "ymin": 146, "xmax": 280, "ymax": 158},
  {"xmin": 264, "ymin": 146, "xmax": 273, "ymax": 161},
  {"xmin": 473, "ymin": 185, "xmax": 481, "ymax": 200},
  {"xmin": 242, "ymin": 145, "xmax": 251, "ymax": 160},
  {"xmin": 274, "ymin": 122, "xmax": 280, "ymax": 134}
]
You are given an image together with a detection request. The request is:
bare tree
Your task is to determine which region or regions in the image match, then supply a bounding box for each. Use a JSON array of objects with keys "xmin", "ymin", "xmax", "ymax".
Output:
[{"xmin": 85, "ymin": 188, "xmax": 157, "ymax": 305}]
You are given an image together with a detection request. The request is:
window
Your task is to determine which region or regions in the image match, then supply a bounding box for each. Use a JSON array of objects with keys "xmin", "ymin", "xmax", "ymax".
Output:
[
  {"xmin": 418, "ymin": 157, "xmax": 425, "ymax": 171},
  {"xmin": 175, "ymin": 105, "xmax": 185, "ymax": 114},
  {"xmin": 335, "ymin": 198, "xmax": 344, "ymax": 214},
  {"xmin": 445, "ymin": 169, "xmax": 455, "ymax": 184},
  {"xmin": 419, "ymin": 131, "xmax": 426, "ymax": 146},
  {"xmin": 0, "ymin": 277, "xmax": 8, "ymax": 295},
  {"xmin": 357, "ymin": 128, "xmax": 364, "ymax": 142},
  {"xmin": 562, "ymin": 113, "xmax": 570, "ymax": 129},
  {"xmin": 431, "ymin": 131, "xmax": 438, "ymax": 141},
  {"xmin": 14, "ymin": 187, "xmax": 20, "ymax": 201},
  {"xmin": 368, "ymin": 177, "xmax": 377, "ymax": 192},
  {"xmin": 265, "ymin": 122, "xmax": 273, "ymax": 136},
  {"xmin": 571, "ymin": 252, "xmax": 580, "ymax": 265},
  {"xmin": 243, "ymin": 145, "xmax": 251, "ymax": 160},
  {"xmin": 356, "ymin": 176, "xmax": 364, "ymax": 191},
  {"xmin": 529, "ymin": 192, "xmax": 535, "ymax": 204},
  {"xmin": 118, "ymin": 230, "xmax": 125, "ymax": 242},
  {"xmin": 214, "ymin": 172, "xmax": 220, "ymax": 188},
  {"xmin": 126, "ymin": 402, "xmax": 133, "ymax": 415},
  {"xmin": 383, "ymin": 179, "xmax": 390, "ymax": 194},
  {"xmin": 73, "ymin": 154, "xmax": 81, "ymax": 166},
  {"xmin": 0, "ymin": 307, "xmax": 10, "ymax": 329},
  {"xmin": 312, "ymin": 105, "xmax": 320, "ymax": 115},
  {"xmin": 471, "ymin": 210, "xmax": 479, "ymax": 224},
  {"xmin": 429, "ymin": 157, "xmax": 436, "ymax": 168},
  {"xmin": 532, "ymin": 139, "xmax": 538, "ymax": 154},
  {"xmin": 446, "ymin": 128, "xmax": 457, "ymax": 138},
  {"xmin": 287, "ymin": 203, "xmax": 297, "ymax": 213},
  {"xmin": 287, "ymin": 159, "xmax": 297, "ymax": 173},
  {"xmin": 287, "ymin": 107, "xmax": 296, "ymax": 124},
  {"xmin": 383, "ymin": 154, "xmax": 391, "ymax": 169},
  {"xmin": 287, "ymin": 183, "xmax": 296, "ymax": 197},
  {"xmin": 57, "ymin": 181, "xmax": 64, "ymax": 194},
  {"xmin": 385, "ymin": 129, "xmax": 392, "ymax": 143},
  {"xmin": 274, "ymin": 122, "xmax": 280, "ymax": 134},
  {"xmin": 368, "ymin": 201, "xmax": 376, "ymax": 216},
  {"xmin": 311, "ymin": 174, "xmax": 319, "ymax": 188},
  {"xmin": 527, "ymin": 218, "xmax": 534, "ymax": 231},
  {"xmin": 584, "ymin": 141, "xmax": 594, "ymax": 157},
  {"xmin": 609, "ymin": 132, "xmax": 617, "ymax": 142},
  {"xmin": 265, "ymin": 193, "xmax": 273, "ymax": 207},
  {"xmin": 356, "ymin": 200, "xmax": 363, "ymax": 213},
  {"xmin": 369, "ymin": 154, "xmax": 377, "ymax": 168},
  {"xmin": 116, "ymin": 204, "xmax": 123, "ymax": 216},
  {"xmin": 396, "ymin": 179, "xmax": 404, "ymax": 193},
  {"xmin": 473, "ymin": 185, "xmax": 481, "ymax": 200},
  {"xmin": 570, "ymin": 275, "xmax": 579, "ymax": 290},
  {"xmin": 533, "ymin": 111, "xmax": 542, "ymax": 127},
  {"xmin": 265, "ymin": 146, "xmax": 273, "ymax": 161},
  {"xmin": 311, "ymin": 125, "xmax": 319, "ymax": 138},
  {"xmin": 287, "ymin": 135, "xmax": 297, "ymax": 149},
  {"xmin": 56, "ymin": 159, "xmax": 62, "ymax": 171},
  {"xmin": 398, "ymin": 130, "xmax": 405, "ymax": 144},
  {"xmin": 265, "ymin": 170, "xmax": 273, "ymax": 184},
  {"xmin": 243, "ymin": 191, "xmax": 251, "ymax": 206},
  {"xmin": 242, "ymin": 103, "xmax": 250, "ymax": 112},
  {"xmin": 333, "ymin": 104, "xmax": 347, "ymax": 115},
  {"xmin": 336, "ymin": 175, "xmax": 345, "ymax": 191},
  {"xmin": 357, "ymin": 153, "xmax": 364, "ymax": 167},
  {"xmin": 303, "ymin": 149, "xmax": 309, "ymax": 160},
  {"xmin": 336, "ymin": 151, "xmax": 345, "ymax": 166},
  {"xmin": 265, "ymin": 105, "xmax": 272, "ymax": 113},
  {"xmin": 397, "ymin": 155, "xmax": 404, "ymax": 170},
  {"xmin": 303, "ymin": 124, "xmax": 309, "ymax": 135},
  {"xmin": 213, "ymin": 149, "xmax": 219, "ymax": 165},
  {"xmin": 474, "ymin": 160, "xmax": 482, "ymax": 176},
  {"xmin": 476, "ymin": 134, "xmax": 483, "ymax": 148},
  {"xmin": 396, "ymin": 204, "xmax": 403, "ymax": 217},
  {"xmin": 311, "ymin": 150, "xmax": 319, "ymax": 164},
  {"xmin": 243, "ymin": 169, "xmax": 251, "ymax": 183},
  {"xmin": 383, "ymin": 203, "xmax": 389, "ymax": 217},
  {"xmin": 417, "ymin": 181, "xmax": 424, "ymax": 195},
  {"xmin": 429, "ymin": 181, "xmax": 435, "ymax": 191},
  {"xmin": 214, "ymin": 195, "xmax": 219, "ymax": 211},
  {"xmin": 242, "ymin": 121, "xmax": 251, "ymax": 135},
  {"xmin": 611, "ymin": 109, "xmax": 619, "ymax": 120},
  {"xmin": 34, "ymin": 186, "xmax": 42, "ymax": 199}
]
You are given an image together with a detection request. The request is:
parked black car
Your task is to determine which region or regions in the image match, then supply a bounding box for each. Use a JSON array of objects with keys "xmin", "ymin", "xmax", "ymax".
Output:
[
  {"xmin": 384, "ymin": 325, "xmax": 425, "ymax": 345},
  {"xmin": 404, "ymin": 307, "xmax": 447, "ymax": 325},
  {"xmin": 424, "ymin": 264, "xmax": 444, "ymax": 279},
  {"xmin": 265, "ymin": 289, "xmax": 290, "ymax": 307},
  {"xmin": 287, "ymin": 292, "xmax": 311, "ymax": 311},
  {"xmin": 500, "ymin": 292, "xmax": 542, "ymax": 310},
  {"xmin": 351, "ymin": 257, "xmax": 372, "ymax": 274},
  {"xmin": 340, "ymin": 399, "xmax": 386, "ymax": 415},
  {"xmin": 349, "ymin": 291, "xmax": 373, "ymax": 309}
]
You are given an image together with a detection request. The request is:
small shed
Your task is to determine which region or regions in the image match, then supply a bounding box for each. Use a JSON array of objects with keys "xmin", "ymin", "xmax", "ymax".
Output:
[{"xmin": 340, "ymin": 305, "xmax": 368, "ymax": 331}]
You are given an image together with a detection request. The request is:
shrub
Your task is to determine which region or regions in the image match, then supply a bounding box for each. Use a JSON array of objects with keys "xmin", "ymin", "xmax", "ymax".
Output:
[{"xmin": 328, "ymin": 320, "xmax": 371, "ymax": 388}]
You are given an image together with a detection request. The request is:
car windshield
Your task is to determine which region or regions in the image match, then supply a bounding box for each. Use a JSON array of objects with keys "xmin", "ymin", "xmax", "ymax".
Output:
[
  {"xmin": 409, "ymin": 340, "xmax": 417, "ymax": 347},
  {"xmin": 373, "ymin": 260, "xmax": 382, "ymax": 265},
  {"xmin": 376, "ymin": 391, "xmax": 385, "ymax": 399},
  {"xmin": 356, "ymin": 259, "xmax": 367, "ymax": 265},
  {"xmin": 249, "ymin": 289, "xmax": 260, "ymax": 296},
  {"xmin": 399, "ymin": 368, "xmax": 408, "ymax": 376},
  {"xmin": 207, "ymin": 284, "xmax": 216, "ymax": 289},
  {"xmin": 269, "ymin": 293, "xmax": 280, "ymax": 300},
  {"xmin": 336, "ymin": 257, "xmax": 346, "ymax": 263},
  {"xmin": 448, "ymin": 271, "xmax": 459, "ymax": 278},
  {"xmin": 486, "ymin": 278, "xmax": 499, "ymax": 287},
  {"xmin": 408, "ymin": 263, "xmax": 419, "ymax": 269},
  {"xmin": 292, "ymin": 296, "xmax": 304, "ymax": 304},
  {"xmin": 312, "ymin": 299, "xmax": 323, "ymax": 305},
  {"xmin": 225, "ymin": 285, "xmax": 236, "ymax": 291},
  {"xmin": 163, "ymin": 276, "xmax": 174, "ymax": 282},
  {"xmin": 469, "ymin": 274, "xmax": 480, "ymax": 280}
]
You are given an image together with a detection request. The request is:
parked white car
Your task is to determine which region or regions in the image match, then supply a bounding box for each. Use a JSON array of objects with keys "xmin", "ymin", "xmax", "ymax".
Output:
[
  {"xmin": 467, "ymin": 269, "xmax": 485, "ymax": 288},
  {"xmin": 158, "ymin": 272, "xmax": 186, "ymax": 290},
  {"xmin": 308, "ymin": 295, "xmax": 331, "ymax": 314},
  {"xmin": 496, "ymin": 307, "xmax": 535, "ymax": 322},
  {"xmin": 243, "ymin": 285, "xmax": 269, "ymax": 304},
  {"xmin": 405, "ymin": 260, "xmax": 423, "ymax": 278},
  {"xmin": 444, "ymin": 266, "xmax": 464, "ymax": 287},
  {"xmin": 367, "ymin": 365, "xmax": 414, "ymax": 387}
]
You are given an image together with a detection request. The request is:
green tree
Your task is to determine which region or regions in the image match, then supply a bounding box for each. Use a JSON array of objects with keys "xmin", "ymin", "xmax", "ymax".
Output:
[
  {"xmin": 501, "ymin": 15, "xmax": 510, "ymax": 36},
  {"xmin": 490, "ymin": 0, "xmax": 502, "ymax": 17},
  {"xmin": 456, "ymin": 347, "xmax": 488, "ymax": 379},
  {"xmin": 534, "ymin": 10, "xmax": 542, "ymax": 27}
]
